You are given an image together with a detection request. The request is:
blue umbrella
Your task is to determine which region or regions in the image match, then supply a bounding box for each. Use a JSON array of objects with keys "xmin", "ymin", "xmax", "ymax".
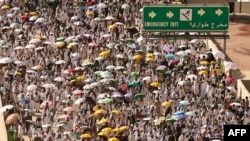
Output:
[
  {"xmin": 185, "ymin": 111, "xmax": 196, "ymax": 117},
  {"xmin": 172, "ymin": 114, "xmax": 185, "ymax": 120},
  {"xmin": 127, "ymin": 44, "xmax": 140, "ymax": 49},
  {"xmin": 128, "ymin": 81, "xmax": 140, "ymax": 87},
  {"xmin": 166, "ymin": 54, "xmax": 175, "ymax": 59},
  {"xmin": 174, "ymin": 111, "xmax": 185, "ymax": 115},
  {"xmin": 20, "ymin": 98, "xmax": 30, "ymax": 103}
]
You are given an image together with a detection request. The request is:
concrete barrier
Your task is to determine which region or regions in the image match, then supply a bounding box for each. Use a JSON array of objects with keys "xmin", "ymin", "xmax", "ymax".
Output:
[
  {"xmin": 0, "ymin": 96, "xmax": 8, "ymax": 141},
  {"xmin": 237, "ymin": 80, "xmax": 250, "ymax": 99},
  {"xmin": 230, "ymin": 13, "xmax": 250, "ymax": 23}
]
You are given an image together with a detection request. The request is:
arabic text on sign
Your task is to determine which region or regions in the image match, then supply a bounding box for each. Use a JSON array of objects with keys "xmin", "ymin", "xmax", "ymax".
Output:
[
  {"xmin": 144, "ymin": 22, "xmax": 179, "ymax": 27},
  {"xmin": 189, "ymin": 22, "xmax": 228, "ymax": 29}
]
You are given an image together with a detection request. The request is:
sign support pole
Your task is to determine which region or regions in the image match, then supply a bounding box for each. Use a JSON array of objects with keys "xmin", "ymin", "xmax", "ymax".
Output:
[{"xmin": 223, "ymin": 31, "xmax": 227, "ymax": 55}]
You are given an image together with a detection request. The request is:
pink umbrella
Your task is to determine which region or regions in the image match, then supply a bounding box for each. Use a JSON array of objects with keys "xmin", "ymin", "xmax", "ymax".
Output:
[
  {"xmin": 88, "ymin": 42, "xmax": 98, "ymax": 47},
  {"xmin": 73, "ymin": 89, "xmax": 83, "ymax": 95},
  {"xmin": 226, "ymin": 77, "xmax": 234, "ymax": 84},
  {"xmin": 169, "ymin": 59, "xmax": 179, "ymax": 65},
  {"xmin": 57, "ymin": 114, "xmax": 70, "ymax": 119},
  {"xmin": 41, "ymin": 101, "xmax": 52, "ymax": 107},
  {"xmin": 63, "ymin": 107, "xmax": 74, "ymax": 112}
]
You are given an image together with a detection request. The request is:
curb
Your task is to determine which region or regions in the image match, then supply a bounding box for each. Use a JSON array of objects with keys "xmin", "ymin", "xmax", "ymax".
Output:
[{"xmin": 0, "ymin": 96, "xmax": 8, "ymax": 141}]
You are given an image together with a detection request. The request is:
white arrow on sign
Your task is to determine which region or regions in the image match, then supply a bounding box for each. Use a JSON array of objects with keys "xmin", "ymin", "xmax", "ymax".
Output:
[
  {"xmin": 166, "ymin": 11, "xmax": 174, "ymax": 19},
  {"xmin": 197, "ymin": 8, "xmax": 205, "ymax": 16},
  {"xmin": 149, "ymin": 11, "xmax": 156, "ymax": 19},
  {"xmin": 215, "ymin": 8, "xmax": 223, "ymax": 16}
]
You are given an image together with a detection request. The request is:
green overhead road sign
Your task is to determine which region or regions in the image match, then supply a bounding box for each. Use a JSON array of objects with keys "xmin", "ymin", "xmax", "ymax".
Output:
[{"xmin": 143, "ymin": 5, "xmax": 229, "ymax": 31}]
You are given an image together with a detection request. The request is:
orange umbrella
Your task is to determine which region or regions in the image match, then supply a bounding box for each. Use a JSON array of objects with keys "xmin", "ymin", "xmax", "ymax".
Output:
[{"xmin": 6, "ymin": 113, "xmax": 19, "ymax": 125}]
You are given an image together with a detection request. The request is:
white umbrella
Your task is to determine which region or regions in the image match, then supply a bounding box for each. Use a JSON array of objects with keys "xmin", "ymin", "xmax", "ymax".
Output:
[
  {"xmin": 115, "ymin": 66, "xmax": 126, "ymax": 70},
  {"xmin": 105, "ymin": 16, "xmax": 114, "ymax": 20},
  {"xmin": 212, "ymin": 50, "xmax": 225, "ymax": 59},
  {"xmin": 14, "ymin": 46, "xmax": 24, "ymax": 50},
  {"xmin": 35, "ymin": 47, "xmax": 45, "ymax": 51},
  {"xmin": 29, "ymin": 16, "xmax": 38, "ymax": 21},
  {"xmin": 101, "ymin": 34, "xmax": 112, "ymax": 38},
  {"xmin": 121, "ymin": 4, "xmax": 130, "ymax": 9},
  {"xmin": 71, "ymin": 52, "xmax": 82, "ymax": 58},
  {"xmin": 0, "ymin": 57, "xmax": 12, "ymax": 64},
  {"xmin": 55, "ymin": 60, "xmax": 66, "ymax": 65},
  {"xmin": 178, "ymin": 80, "xmax": 186, "ymax": 86},
  {"xmin": 75, "ymin": 98, "xmax": 85, "ymax": 105},
  {"xmin": 116, "ymin": 54, "xmax": 125, "ymax": 59},
  {"xmin": 35, "ymin": 18, "xmax": 46, "ymax": 23},
  {"xmin": 199, "ymin": 54, "xmax": 207, "ymax": 58},
  {"xmin": 224, "ymin": 61, "xmax": 237, "ymax": 70},
  {"xmin": 187, "ymin": 74, "xmax": 197, "ymax": 80},
  {"xmin": 27, "ymin": 84, "xmax": 37, "ymax": 91},
  {"xmin": 107, "ymin": 43, "xmax": 116, "ymax": 48},
  {"xmin": 97, "ymin": 3, "xmax": 107, "ymax": 8},
  {"xmin": 29, "ymin": 38, "xmax": 41, "ymax": 44},
  {"xmin": 197, "ymin": 66, "xmax": 208, "ymax": 70},
  {"xmin": 156, "ymin": 65, "xmax": 167, "ymax": 71},
  {"xmin": 176, "ymin": 51, "xmax": 187, "ymax": 56},
  {"xmin": 70, "ymin": 16, "xmax": 79, "ymax": 21},
  {"xmin": 142, "ymin": 76, "xmax": 152, "ymax": 81},
  {"xmin": 115, "ymin": 22, "xmax": 124, "ymax": 26},
  {"xmin": 179, "ymin": 44, "xmax": 187, "ymax": 48},
  {"xmin": 43, "ymin": 83, "xmax": 55, "ymax": 88},
  {"xmin": 106, "ymin": 65, "xmax": 115, "ymax": 70},
  {"xmin": 179, "ymin": 100, "xmax": 190, "ymax": 105},
  {"xmin": 26, "ymin": 70, "xmax": 36, "ymax": 73},
  {"xmin": 83, "ymin": 84, "xmax": 94, "ymax": 90},
  {"xmin": 0, "ymin": 105, "xmax": 14, "ymax": 113},
  {"xmin": 84, "ymin": 78, "xmax": 94, "ymax": 83},
  {"xmin": 230, "ymin": 102, "xmax": 241, "ymax": 107},
  {"xmin": 74, "ymin": 21, "xmax": 84, "ymax": 26},
  {"xmin": 14, "ymin": 60, "xmax": 25, "ymax": 65},
  {"xmin": 227, "ymin": 86, "xmax": 237, "ymax": 93},
  {"xmin": 95, "ymin": 56, "xmax": 104, "ymax": 61},
  {"xmin": 7, "ymin": 13, "xmax": 14, "ymax": 18},
  {"xmin": 185, "ymin": 49, "xmax": 195, "ymax": 54},
  {"xmin": 137, "ymin": 36, "xmax": 143, "ymax": 42},
  {"xmin": 90, "ymin": 82, "xmax": 101, "ymax": 87},
  {"xmin": 10, "ymin": 23, "xmax": 20, "ymax": 28},
  {"xmin": 12, "ymin": 7, "xmax": 20, "ymax": 11},
  {"xmin": 25, "ymin": 44, "xmax": 36, "ymax": 49},
  {"xmin": 54, "ymin": 77, "xmax": 65, "ymax": 82}
]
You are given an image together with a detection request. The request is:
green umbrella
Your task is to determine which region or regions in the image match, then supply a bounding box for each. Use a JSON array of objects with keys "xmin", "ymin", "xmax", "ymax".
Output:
[
  {"xmin": 130, "ymin": 72, "xmax": 139, "ymax": 78},
  {"xmin": 133, "ymin": 93, "xmax": 145, "ymax": 100},
  {"xmin": 56, "ymin": 121, "xmax": 67, "ymax": 127},
  {"xmin": 128, "ymin": 81, "xmax": 139, "ymax": 87},
  {"xmin": 98, "ymin": 98, "xmax": 113, "ymax": 104},
  {"xmin": 135, "ymin": 50, "xmax": 145, "ymax": 54},
  {"xmin": 165, "ymin": 118, "xmax": 176, "ymax": 124},
  {"xmin": 95, "ymin": 71, "xmax": 102, "ymax": 76},
  {"xmin": 125, "ymin": 38, "xmax": 135, "ymax": 43},
  {"xmin": 185, "ymin": 111, "xmax": 196, "ymax": 117},
  {"xmin": 24, "ymin": 109, "xmax": 35, "ymax": 114},
  {"xmin": 56, "ymin": 37, "xmax": 65, "ymax": 42}
]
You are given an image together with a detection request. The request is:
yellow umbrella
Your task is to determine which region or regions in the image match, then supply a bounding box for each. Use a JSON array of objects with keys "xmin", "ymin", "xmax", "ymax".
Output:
[
  {"xmin": 109, "ymin": 24, "xmax": 117, "ymax": 30},
  {"xmin": 55, "ymin": 42, "xmax": 65, "ymax": 48},
  {"xmin": 161, "ymin": 101, "xmax": 172, "ymax": 107},
  {"xmin": 83, "ymin": 59, "xmax": 93, "ymax": 63},
  {"xmin": 133, "ymin": 55, "xmax": 142, "ymax": 60},
  {"xmin": 67, "ymin": 44, "xmax": 73, "ymax": 49},
  {"xmin": 150, "ymin": 82, "xmax": 160, "ymax": 88},
  {"xmin": 101, "ymin": 127, "xmax": 113, "ymax": 134},
  {"xmin": 97, "ymin": 118, "xmax": 109, "ymax": 125},
  {"xmin": 210, "ymin": 61, "xmax": 216, "ymax": 64},
  {"xmin": 80, "ymin": 133, "xmax": 92, "ymax": 138},
  {"xmin": 219, "ymin": 83, "xmax": 224, "ymax": 88},
  {"xmin": 146, "ymin": 53, "xmax": 155, "ymax": 58},
  {"xmin": 76, "ymin": 75, "xmax": 86, "ymax": 81},
  {"xmin": 93, "ymin": 105, "xmax": 105, "ymax": 111},
  {"xmin": 108, "ymin": 137, "xmax": 120, "ymax": 141},
  {"xmin": 29, "ymin": 11, "xmax": 38, "ymax": 16},
  {"xmin": 34, "ymin": 34, "xmax": 42, "ymax": 39},
  {"xmin": 98, "ymin": 132, "xmax": 108, "ymax": 136},
  {"xmin": 86, "ymin": 11, "xmax": 94, "ymax": 16},
  {"xmin": 111, "ymin": 110, "xmax": 122, "ymax": 115},
  {"xmin": 1, "ymin": 5, "xmax": 10, "ymax": 10},
  {"xmin": 146, "ymin": 57, "xmax": 155, "ymax": 62},
  {"xmin": 211, "ymin": 69, "xmax": 221, "ymax": 74},
  {"xmin": 112, "ymin": 128, "xmax": 122, "ymax": 134},
  {"xmin": 200, "ymin": 61, "xmax": 209, "ymax": 65},
  {"xmin": 119, "ymin": 126, "xmax": 129, "ymax": 131},
  {"xmin": 99, "ymin": 51, "xmax": 110, "ymax": 58},
  {"xmin": 198, "ymin": 70, "xmax": 208, "ymax": 75},
  {"xmin": 88, "ymin": 113, "xmax": 99, "ymax": 119},
  {"xmin": 95, "ymin": 109, "xmax": 107, "ymax": 115}
]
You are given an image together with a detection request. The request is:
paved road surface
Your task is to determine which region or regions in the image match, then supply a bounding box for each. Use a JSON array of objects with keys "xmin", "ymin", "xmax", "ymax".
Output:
[
  {"xmin": 213, "ymin": 22, "xmax": 250, "ymax": 79},
  {"xmin": 0, "ymin": 96, "xmax": 8, "ymax": 141}
]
